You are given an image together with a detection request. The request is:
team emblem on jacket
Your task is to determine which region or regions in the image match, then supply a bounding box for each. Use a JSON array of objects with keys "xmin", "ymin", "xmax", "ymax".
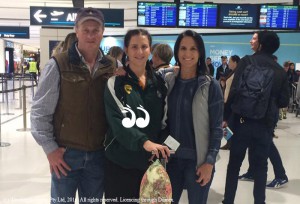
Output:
[{"xmin": 124, "ymin": 84, "xmax": 132, "ymax": 94}]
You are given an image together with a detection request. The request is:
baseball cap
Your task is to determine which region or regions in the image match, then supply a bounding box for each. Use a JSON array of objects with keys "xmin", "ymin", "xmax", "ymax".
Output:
[{"xmin": 75, "ymin": 7, "xmax": 105, "ymax": 26}]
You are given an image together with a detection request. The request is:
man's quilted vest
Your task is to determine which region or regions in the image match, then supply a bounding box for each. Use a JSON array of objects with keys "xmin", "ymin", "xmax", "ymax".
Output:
[{"xmin": 53, "ymin": 51, "xmax": 114, "ymax": 151}]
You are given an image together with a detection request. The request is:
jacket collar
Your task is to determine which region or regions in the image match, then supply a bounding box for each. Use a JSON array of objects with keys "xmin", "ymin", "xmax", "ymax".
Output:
[{"xmin": 68, "ymin": 41, "xmax": 106, "ymax": 66}]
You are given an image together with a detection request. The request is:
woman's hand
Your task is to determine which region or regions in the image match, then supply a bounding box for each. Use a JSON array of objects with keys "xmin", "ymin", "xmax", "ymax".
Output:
[
  {"xmin": 143, "ymin": 140, "xmax": 170, "ymax": 159},
  {"xmin": 195, "ymin": 163, "xmax": 213, "ymax": 186}
]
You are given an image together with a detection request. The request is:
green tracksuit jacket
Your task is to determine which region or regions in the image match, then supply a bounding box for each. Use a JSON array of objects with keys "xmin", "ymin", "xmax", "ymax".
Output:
[{"xmin": 104, "ymin": 67, "xmax": 167, "ymax": 170}]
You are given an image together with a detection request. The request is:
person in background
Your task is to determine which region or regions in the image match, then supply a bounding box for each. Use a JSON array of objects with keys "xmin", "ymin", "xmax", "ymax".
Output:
[
  {"xmin": 223, "ymin": 55, "xmax": 240, "ymax": 103},
  {"xmin": 238, "ymin": 54, "xmax": 289, "ymax": 189},
  {"xmin": 51, "ymin": 41, "xmax": 64, "ymax": 57},
  {"xmin": 222, "ymin": 31, "xmax": 289, "ymax": 204},
  {"xmin": 220, "ymin": 55, "xmax": 240, "ymax": 150},
  {"xmin": 279, "ymin": 61, "xmax": 290, "ymax": 119},
  {"xmin": 296, "ymin": 76, "xmax": 300, "ymax": 104},
  {"xmin": 287, "ymin": 62, "xmax": 299, "ymax": 112},
  {"xmin": 22, "ymin": 61, "xmax": 28, "ymax": 74},
  {"xmin": 149, "ymin": 42, "xmax": 161, "ymax": 68},
  {"xmin": 216, "ymin": 55, "xmax": 231, "ymax": 81},
  {"xmin": 5, "ymin": 59, "xmax": 9, "ymax": 72},
  {"xmin": 28, "ymin": 58, "xmax": 38, "ymax": 84},
  {"xmin": 151, "ymin": 43, "xmax": 173, "ymax": 70},
  {"xmin": 283, "ymin": 61, "xmax": 290, "ymax": 73},
  {"xmin": 108, "ymin": 46, "xmax": 124, "ymax": 67},
  {"xmin": 287, "ymin": 62, "xmax": 299, "ymax": 84},
  {"xmin": 151, "ymin": 43, "xmax": 178, "ymax": 78},
  {"xmin": 104, "ymin": 29, "xmax": 170, "ymax": 203},
  {"xmin": 206, "ymin": 57, "xmax": 215, "ymax": 77},
  {"xmin": 31, "ymin": 8, "xmax": 116, "ymax": 204},
  {"xmin": 51, "ymin": 33, "xmax": 77, "ymax": 58},
  {"xmin": 62, "ymin": 32, "xmax": 78, "ymax": 53},
  {"xmin": 164, "ymin": 30, "xmax": 223, "ymax": 204}
]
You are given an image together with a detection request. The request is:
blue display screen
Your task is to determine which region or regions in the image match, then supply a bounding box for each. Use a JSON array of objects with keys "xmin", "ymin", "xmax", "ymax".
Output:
[
  {"xmin": 218, "ymin": 4, "xmax": 259, "ymax": 28},
  {"xmin": 259, "ymin": 5, "xmax": 299, "ymax": 29},
  {"xmin": 178, "ymin": 3, "xmax": 218, "ymax": 28},
  {"xmin": 137, "ymin": 2, "xmax": 177, "ymax": 27}
]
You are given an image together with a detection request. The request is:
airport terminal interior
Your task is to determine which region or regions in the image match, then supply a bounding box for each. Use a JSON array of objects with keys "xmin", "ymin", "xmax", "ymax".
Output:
[
  {"xmin": 0, "ymin": 83, "xmax": 299, "ymax": 204},
  {"xmin": 1, "ymin": 0, "xmax": 300, "ymax": 203}
]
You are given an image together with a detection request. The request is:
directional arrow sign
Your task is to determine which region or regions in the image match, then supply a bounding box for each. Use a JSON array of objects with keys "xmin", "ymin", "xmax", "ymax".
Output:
[
  {"xmin": 30, "ymin": 6, "xmax": 124, "ymax": 27},
  {"xmin": 34, "ymin": 10, "xmax": 47, "ymax": 23}
]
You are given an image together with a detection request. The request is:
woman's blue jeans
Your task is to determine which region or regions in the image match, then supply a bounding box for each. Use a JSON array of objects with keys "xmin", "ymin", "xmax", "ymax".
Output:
[{"xmin": 167, "ymin": 158, "xmax": 215, "ymax": 204}]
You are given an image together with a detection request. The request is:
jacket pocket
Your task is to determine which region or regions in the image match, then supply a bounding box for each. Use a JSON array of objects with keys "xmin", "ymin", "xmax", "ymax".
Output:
[{"xmin": 61, "ymin": 74, "xmax": 85, "ymax": 83}]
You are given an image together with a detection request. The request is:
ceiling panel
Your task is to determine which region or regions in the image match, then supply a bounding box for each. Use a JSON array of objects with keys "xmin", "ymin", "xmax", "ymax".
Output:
[{"xmin": 0, "ymin": 0, "xmax": 295, "ymax": 50}]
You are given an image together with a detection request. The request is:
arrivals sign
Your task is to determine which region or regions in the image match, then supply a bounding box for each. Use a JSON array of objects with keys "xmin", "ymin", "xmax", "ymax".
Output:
[
  {"xmin": 0, "ymin": 26, "xmax": 30, "ymax": 39},
  {"xmin": 30, "ymin": 6, "xmax": 124, "ymax": 27}
]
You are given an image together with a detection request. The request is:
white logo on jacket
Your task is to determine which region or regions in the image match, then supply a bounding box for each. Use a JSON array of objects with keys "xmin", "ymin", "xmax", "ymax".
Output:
[{"xmin": 121, "ymin": 104, "xmax": 150, "ymax": 128}]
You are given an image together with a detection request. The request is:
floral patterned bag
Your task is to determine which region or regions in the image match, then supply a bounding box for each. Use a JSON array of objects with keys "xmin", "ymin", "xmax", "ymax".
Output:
[{"xmin": 139, "ymin": 159, "xmax": 172, "ymax": 204}]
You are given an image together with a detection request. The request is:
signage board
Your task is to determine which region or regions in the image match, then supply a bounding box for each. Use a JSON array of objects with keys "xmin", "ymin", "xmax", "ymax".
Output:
[
  {"xmin": 30, "ymin": 6, "xmax": 124, "ymax": 27},
  {"xmin": 259, "ymin": 5, "xmax": 299, "ymax": 29},
  {"xmin": 137, "ymin": 2, "xmax": 177, "ymax": 27},
  {"xmin": 0, "ymin": 26, "xmax": 30, "ymax": 39},
  {"xmin": 178, "ymin": 3, "xmax": 218, "ymax": 28},
  {"xmin": 218, "ymin": 4, "xmax": 259, "ymax": 29}
]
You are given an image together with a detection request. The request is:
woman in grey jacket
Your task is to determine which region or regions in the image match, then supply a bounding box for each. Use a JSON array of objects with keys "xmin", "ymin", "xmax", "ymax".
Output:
[{"xmin": 164, "ymin": 30, "xmax": 223, "ymax": 204}]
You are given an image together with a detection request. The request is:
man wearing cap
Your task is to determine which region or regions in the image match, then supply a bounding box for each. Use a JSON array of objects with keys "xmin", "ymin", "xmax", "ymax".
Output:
[{"xmin": 31, "ymin": 7, "xmax": 116, "ymax": 203}]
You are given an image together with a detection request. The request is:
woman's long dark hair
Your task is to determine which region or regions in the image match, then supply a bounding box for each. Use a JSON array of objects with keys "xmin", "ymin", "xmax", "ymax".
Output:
[{"xmin": 173, "ymin": 30, "xmax": 208, "ymax": 75}]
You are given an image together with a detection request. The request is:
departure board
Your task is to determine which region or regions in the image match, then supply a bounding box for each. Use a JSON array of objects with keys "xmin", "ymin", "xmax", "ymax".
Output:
[
  {"xmin": 259, "ymin": 5, "xmax": 299, "ymax": 29},
  {"xmin": 218, "ymin": 4, "xmax": 259, "ymax": 29},
  {"xmin": 178, "ymin": 3, "xmax": 218, "ymax": 28},
  {"xmin": 137, "ymin": 2, "xmax": 177, "ymax": 27}
]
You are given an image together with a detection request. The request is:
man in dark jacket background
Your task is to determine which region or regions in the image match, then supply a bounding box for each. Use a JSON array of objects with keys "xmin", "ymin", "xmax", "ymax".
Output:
[
  {"xmin": 222, "ymin": 31, "xmax": 289, "ymax": 204},
  {"xmin": 216, "ymin": 55, "xmax": 231, "ymax": 80},
  {"xmin": 206, "ymin": 57, "xmax": 215, "ymax": 77}
]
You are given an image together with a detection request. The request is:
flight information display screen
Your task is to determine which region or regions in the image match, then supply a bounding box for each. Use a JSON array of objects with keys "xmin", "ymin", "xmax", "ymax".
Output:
[
  {"xmin": 218, "ymin": 4, "xmax": 259, "ymax": 28},
  {"xmin": 137, "ymin": 2, "xmax": 177, "ymax": 27},
  {"xmin": 178, "ymin": 3, "xmax": 218, "ymax": 28},
  {"xmin": 259, "ymin": 5, "xmax": 299, "ymax": 29}
]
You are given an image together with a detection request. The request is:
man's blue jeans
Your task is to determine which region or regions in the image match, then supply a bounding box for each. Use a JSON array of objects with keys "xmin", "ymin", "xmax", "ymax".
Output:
[
  {"xmin": 167, "ymin": 158, "xmax": 215, "ymax": 204},
  {"xmin": 223, "ymin": 117, "xmax": 273, "ymax": 204},
  {"xmin": 50, "ymin": 148, "xmax": 105, "ymax": 204}
]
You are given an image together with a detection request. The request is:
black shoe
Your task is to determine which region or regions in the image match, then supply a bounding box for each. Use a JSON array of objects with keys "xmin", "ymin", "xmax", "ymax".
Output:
[
  {"xmin": 220, "ymin": 143, "xmax": 231, "ymax": 150},
  {"xmin": 238, "ymin": 173, "xmax": 254, "ymax": 181}
]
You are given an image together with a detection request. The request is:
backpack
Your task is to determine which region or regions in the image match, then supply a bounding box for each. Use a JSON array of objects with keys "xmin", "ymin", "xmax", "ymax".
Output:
[{"xmin": 231, "ymin": 56, "xmax": 274, "ymax": 119}]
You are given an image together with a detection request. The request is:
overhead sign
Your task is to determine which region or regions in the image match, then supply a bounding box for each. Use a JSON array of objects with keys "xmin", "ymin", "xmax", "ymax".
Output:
[
  {"xmin": 0, "ymin": 26, "xmax": 30, "ymax": 39},
  {"xmin": 30, "ymin": 6, "xmax": 124, "ymax": 27}
]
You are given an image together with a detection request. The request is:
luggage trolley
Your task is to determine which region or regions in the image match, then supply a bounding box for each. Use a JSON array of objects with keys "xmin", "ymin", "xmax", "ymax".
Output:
[{"xmin": 288, "ymin": 82, "xmax": 297, "ymax": 113}]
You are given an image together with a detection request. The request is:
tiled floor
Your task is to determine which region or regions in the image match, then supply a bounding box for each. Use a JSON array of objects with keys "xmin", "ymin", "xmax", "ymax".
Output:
[{"xmin": 0, "ymin": 81, "xmax": 300, "ymax": 204}]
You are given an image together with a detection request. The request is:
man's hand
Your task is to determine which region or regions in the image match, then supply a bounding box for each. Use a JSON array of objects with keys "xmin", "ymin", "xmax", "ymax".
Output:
[
  {"xmin": 114, "ymin": 67, "xmax": 126, "ymax": 76},
  {"xmin": 196, "ymin": 163, "xmax": 213, "ymax": 186},
  {"xmin": 47, "ymin": 148, "xmax": 71, "ymax": 179}
]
